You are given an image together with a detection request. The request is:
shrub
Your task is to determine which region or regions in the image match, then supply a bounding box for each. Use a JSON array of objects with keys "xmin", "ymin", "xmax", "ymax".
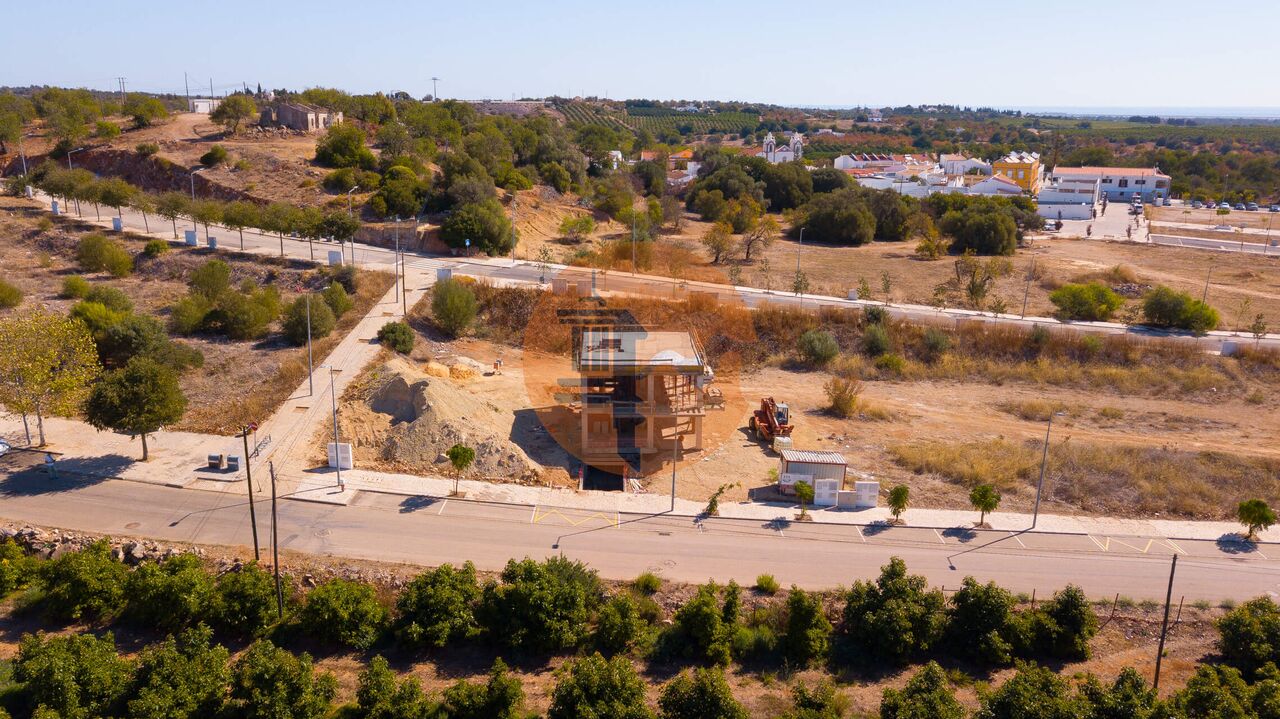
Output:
[
  {"xmin": 394, "ymin": 562, "xmax": 481, "ymax": 649},
  {"xmin": 782, "ymin": 587, "xmax": 833, "ymax": 667},
  {"xmin": 229, "ymin": 641, "xmax": 336, "ymax": 719},
  {"xmin": 1142, "ymin": 285, "xmax": 1219, "ymax": 334},
  {"xmin": 922, "ymin": 328, "xmax": 951, "ymax": 360},
  {"xmin": 659, "ymin": 667, "xmax": 748, "ymax": 719},
  {"xmin": 38, "ymin": 539, "xmax": 129, "ymax": 621},
  {"xmin": 976, "ymin": 662, "xmax": 1078, "ymax": 718},
  {"xmin": 862, "ymin": 324, "xmax": 891, "ymax": 356},
  {"xmin": 755, "ymin": 574, "xmax": 780, "ymax": 595},
  {"xmin": 128, "ymin": 625, "xmax": 231, "ymax": 719},
  {"xmin": 124, "ymin": 553, "xmax": 215, "ymax": 631},
  {"xmin": 633, "ymin": 571, "xmax": 662, "ymax": 595},
  {"xmin": 211, "ymin": 563, "xmax": 279, "ymax": 637},
  {"xmin": 548, "ymin": 653, "xmax": 652, "ymax": 719},
  {"xmin": 136, "ymin": 142, "xmax": 160, "ymax": 156},
  {"xmin": 863, "ymin": 305, "xmax": 888, "ymax": 325},
  {"xmin": 97, "ymin": 314, "xmax": 172, "ymax": 368},
  {"xmin": 478, "ymin": 556, "xmax": 603, "ymax": 653},
  {"xmin": 85, "ymin": 284, "xmax": 133, "ymax": 313},
  {"xmin": 169, "ymin": 294, "xmax": 213, "ymax": 335},
  {"xmin": 946, "ymin": 577, "xmax": 1016, "ymax": 666},
  {"xmin": 1011, "ymin": 584, "xmax": 1098, "ymax": 661},
  {"xmin": 0, "ymin": 279, "xmax": 22, "ymax": 308},
  {"xmin": 322, "ymin": 167, "xmax": 358, "ymax": 192},
  {"xmin": 299, "ymin": 578, "xmax": 388, "ymax": 650},
  {"xmin": 71, "ymin": 301, "xmax": 130, "ymax": 336},
  {"xmin": 0, "ymin": 539, "xmax": 36, "ymax": 597},
  {"xmin": 595, "ymin": 593, "xmax": 647, "ymax": 653},
  {"xmin": 797, "ymin": 329, "xmax": 839, "ymax": 366},
  {"xmin": 199, "ymin": 144, "xmax": 228, "ymax": 166},
  {"xmin": 1049, "ymin": 282, "xmax": 1124, "ymax": 321},
  {"xmin": 189, "ymin": 258, "xmax": 231, "ymax": 300},
  {"xmin": 1217, "ymin": 597, "xmax": 1280, "ymax": 677},
  {"xmin": 839, "ymin": 557, "xmax": 945, "ymax": 665},
  {"xmin": 213, "ymin": 286, "xmax": 281, "ymax": 340},
  {"xmin": 61, "ymin": 275, "xmax": 92, "ymax": 298},
  {"xmin": 283, "ymin": 294, "xmax": 335, "ymax": 346},
  {"xmin": 14, "ymin": 631, "xmax": 133, "ymax": 719},
  {"xmin": 377, "ymin": 321, "xmax": 415, "ymax": 354},
  {"xmin": 76, "ymin": 234, "xmax": 132, "ymax": 276},
  {"xmin": 661, "ymin": 583, "xmax": 733, "ymax": 665},
  {"xmin": 142, "ymin": 238, "xmax": 170, "ymax": 257},
  {"xmin": 881, "ymin": 662, "xmax": 964, "ymax": 719},
  {"xmin": 354, "ymin": 656, "xmax": 429, "ymax": 718},
  {"xmin": 431, "ymin": 278, "xmax": 478, "ymax": 337},
  {"xmin": 824, "ymin": 375, "xmax": 864, "ymax": 418},
  {"xmin": 321, "ymin": 281, "xmax": 353, "ymax": 317},
  {"xmin": 438, "ymin": 659, "xmax": 527, "ymax": 719}
]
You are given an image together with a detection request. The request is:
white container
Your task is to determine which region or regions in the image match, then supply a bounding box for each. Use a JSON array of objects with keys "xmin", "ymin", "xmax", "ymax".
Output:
[
  {"xmin": 327, "ymin": 442, "xmax": 353, "ymax": 470},
  {"xmin": 184, "ymin": 230, "xmax": 198, "ymax": 246},
  {"xmin": 328, "ymin": 250, "xmax": 343, "ymax": 266},
  {"xmin": 436, "ymin": 267, "xmax": 453, "ymax": 282}
]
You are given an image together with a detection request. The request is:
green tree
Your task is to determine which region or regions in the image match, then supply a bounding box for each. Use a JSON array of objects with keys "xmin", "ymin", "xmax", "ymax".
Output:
[
  {"xmin": 221, "ymin": 200, "xmax": 261, "ymax": 251},
  {"xmin": 701, "ymin": 221, "xmax": 735, "ymax": 264},
  {"xmin": 0, "ymin": 310, "xmax": 100, "ymax": 445},
  {"xmin": 0, "ymin": 539, "xmax": 37, "ymax": 597},
  {"xmin": 123, "ymin": 93, "xmax": 169, "ymax": 127},
  {"xmin": 190, "ymin": 199, "xmax": 223, "ymax": 242},
  {"xmin": 431, "ymin": 278, "xmax": 478, "ymax": 337},
  {"xmin": 660, "ymin": 583, "xmax": 732, "ymax": 665},
  {"xmin": 1142, "ymin": 285, "xmax": 1220, "ymax": 334},
  {"xmin": 156, "ymin": 191, "xmax": 190, "ymax": 238},
  {"xmin": 447, "ymin": 443, "xmax": 475, "ymax": 496},
  {"xmin": 319, "ymin": 210, "xmax": 361, "ymax": 254},
  {"xmin": 210, "ymin": 95, "xmax": 257, "ymax": 134},
  {"xmin": 1076, "ymin": 667, "xmax": 1158, "ymax": 719},
  {"xmin": 595, "ymin": 592, "xmax": 646, "ymax": 654},
  {"xmin": 127, "ymin": 624, "xmax": 231, "ymax": 719},
  {"xmin": 229, "ymin": 641, "xmax": 336, "ymax": 719},
  {"xmin": 438, "ymin": 659, "xmax": 527, "ymax": 719},
  {"xmin": 478, "ymin": 556, "xmax": 603, "ymax": 653},
  {"xmin": 211, "ymin": 563, "xmax": 279, "ymax": 637},
  {"xmin": 38, "ymin": 539, "xmax": 129, "ymax": 621},
  {"xmin": 946, "ymin": 577, "xmax": 1015, "ymax": 666},
  {"xmin": 1036, "ymin": 584, "xmax": 1098, "ymax": 660},
  {"xmin": 124, "ymin": 553, "xmax": 215, "ymax": 632},
  {"xmin": 940, "ymin": 206, "xmax": 1018, "ymax": 256},
  {"xmin": 970, "ymin": 484, "xmax": 1001, "ymax": 526},
  {"xmin": 1218, "ymin": 597, "xmax": 1280, "ymax": 677},
  {"xmin": 283, "ymin": 294, "xmax": 336, "ymax": 346},
  {"xmin": 1238, "ymin": 499, "xmax": 1276, "ymax": 542},
  {"xmin": 794, "ymin": 480, "xmax": 815, "ymax": 521},
  {"xmin": 888, "ymin": 484, "xmax": 910, "ymax": 523},
  {"xmin": 659, "ymin": 667, "xmax": 747, "ymax": 719},
  {"xmin": 14, "ymin": 631, "xmax": 133, "ymax": 719},
  {"xmin": 799, "ymin": 189, "xmax": 876, "ymax": 245},
  {"xmin": 377, "ymin": 321, "xmax": 415, "ymax": 354},
  {"xmin": 315, "ymin": 123, "xmax": 375, "ymax": 168},
  {"xmin": 880, "ymin": 661, "xmax": 965, "ymax": 719},
  {"xmin": 1049, "ymin": 282, "xmax": 1124, "ymax": 321},
  {"xmin": 394, "ymin": 562, "xmax": 481, "ymax": 649},
  {"xmin": 548, "ymin": 653, "xmax": 653, "ymax": 719},
  {"xmin": 440, "ymin": 198, "xmax": 515, "ymax": 255},
  {"xmin": 354, "ymin": 656, "xmax": 430, "ymax": 719},
  {"xmin": 976, "ymin": 662, "xmax": 1084, "ymax": 719},
  {"xmin": 131, "ymin": 191, "xmax": 158, "ymax": 233},
  {"xmin": 84, "ymin": 355, "xmax": 188, "ymax": 460},
  {"xmin": 839, "ymin": 557, "xmax": 944, "ymax": 665},
  {"xmin": 783, "ymin": 587, "xmax": 832, "ymax": 667},
  {"xmin": 299, "ymin": 578, "xmax": 388, "ymax": 650},
  {"xmin": 1171, "ymin": 664, "xmax": 1254, "ymax": 719}
]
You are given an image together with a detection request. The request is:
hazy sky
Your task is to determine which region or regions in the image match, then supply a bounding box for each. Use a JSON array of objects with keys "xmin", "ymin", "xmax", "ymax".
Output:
[{"xmin": 5, "ymin": 0, "xmax": 1278, "ymax": 109}]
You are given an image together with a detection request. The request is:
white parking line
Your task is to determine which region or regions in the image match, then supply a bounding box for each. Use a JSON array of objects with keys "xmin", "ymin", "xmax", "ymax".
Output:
[
  {"xmin": 855, "ymin": 526, "xmax": 866, "ymax": 543},
  {"xmin": 1008, "ymin": 531, "xmax": 1026, "ymax": 549},
  {"xmin": 529, "ymin": 505, "xmax": 537, "ymax": 523},
  {"xmin": 438, "ymin": 499, "xmax": 448, "ymax": 516},
  {"xmin": 934, "ymin": 529, "xmax": 946, "ymax": 545}
]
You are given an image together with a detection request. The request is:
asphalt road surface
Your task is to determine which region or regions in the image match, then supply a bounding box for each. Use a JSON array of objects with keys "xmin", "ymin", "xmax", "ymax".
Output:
[{"xmin": 2, "ymin": 470, "xmax": 1277, "ymax": 602}]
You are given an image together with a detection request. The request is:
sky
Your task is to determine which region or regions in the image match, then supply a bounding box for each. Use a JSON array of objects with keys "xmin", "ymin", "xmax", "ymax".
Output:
[{"xmin": 4, "ymin": 0, "xmax": 1279, "ymax": 111}]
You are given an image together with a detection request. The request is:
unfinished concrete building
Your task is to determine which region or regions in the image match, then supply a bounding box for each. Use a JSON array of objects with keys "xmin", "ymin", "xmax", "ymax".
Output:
[
  {"xmin": 560, "ymin": 306, "xmax": 711, "ymax": 484},
  {"xmin": 264, "ymin": 102, "xmax": 344, "ymax": 132}
]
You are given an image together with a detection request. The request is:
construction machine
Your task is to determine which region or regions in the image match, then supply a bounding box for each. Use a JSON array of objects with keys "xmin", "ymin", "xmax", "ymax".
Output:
[{"xmin": 749, "ymin": 397, "xmax": 794, "ymax": 451}]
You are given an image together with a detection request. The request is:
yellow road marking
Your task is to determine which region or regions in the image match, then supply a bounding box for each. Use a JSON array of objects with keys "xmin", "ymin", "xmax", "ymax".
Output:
[{"xmin": 533, "ymin": 507, "xmax": 618, "ymax": 527}]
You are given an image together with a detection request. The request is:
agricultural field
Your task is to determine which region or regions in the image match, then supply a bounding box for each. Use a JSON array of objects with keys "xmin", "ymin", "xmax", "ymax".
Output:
[{"xmin": 556, "ymin": 101, "xmax": 760, "ymax": 136}]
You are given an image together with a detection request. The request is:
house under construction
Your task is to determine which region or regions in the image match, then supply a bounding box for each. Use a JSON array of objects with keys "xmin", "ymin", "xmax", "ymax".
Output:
[{"xmin": 559, "ymin": 306, "xmax": 711, "ymax": 483}]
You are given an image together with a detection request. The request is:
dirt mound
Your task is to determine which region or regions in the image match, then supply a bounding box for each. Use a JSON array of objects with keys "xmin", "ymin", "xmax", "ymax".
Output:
[{"xmin": 346, "ymin": 357, "xmax": 542, "ymax": 482}]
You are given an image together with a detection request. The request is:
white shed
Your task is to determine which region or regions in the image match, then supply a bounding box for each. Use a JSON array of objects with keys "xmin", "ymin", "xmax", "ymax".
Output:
[{"xmin": 779, "ymin": 449, "xmax": 848, "ymax": 487}]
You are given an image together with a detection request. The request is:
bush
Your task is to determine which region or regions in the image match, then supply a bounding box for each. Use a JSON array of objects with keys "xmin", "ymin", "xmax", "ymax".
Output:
[
  {"xmin": 76, "ymin": 234, "xmax": 132, "ymax": 276},
  {"xmin": 142, "ymin": 238, "xmax": 170, "ymax": 257},
  {"xmin": 14, "ymin": 631, "xmax": 133, "ymax": 719},
  {"xmin": 189, "ymin": 258, "xmax": 231, "ymax": 300},
  {"xmin": 71, "ymin": 300, "xmax": 129, "ymax": 336},
  {"xmin": 124, "ymin": 553, "xmax": 215, "ymax": 631},
  {"xmin": 38, "ymin": 539, "xmax": 129, "ymax": 621},
  {"xmin": 824, "ymin": 375, "xmax": 864, "ymax": 418},
  {"xmin": 782, "ymin": 587, "xmax": 833, "ymax": 667},
  {"xmin": 97, "ymin": 314, "xmax": 166, "ymax": 366},
  {"xmin": 322, "ymin": 167, "xmax": 358, "ymax": 192},
  {"xmin": 1011, "ymin": 584, "xmax": 1098, "ymax": 661},
  {"xmin": 169, "ymin": 294, "xmax": 213, "ymax": 335},
  {"xmin": 921, "ymin": 328, "xmax": 951, "ymax": 360},
  {"xmin": 940, "ymin": 206, "xmax": 1018, "ymax": 255},
  {"xmin": 128, "ymin": 625, "xmax": 231, "ymax": 719},
  {"xmin": 755, "ymin": 574, "xmax": 780, "ymax": 595},
  {"xmin": 478, "ymin": 556, "xmax": 603, "ymax": 653},
  {"xmin": 211, "ymin": 563, "xmax": 279, "ymax": 637},
  {"xmin": 321, "ymin": 281, "xmax": 353, "ymax": 317},
  {"xmin": 85, "ymin": 284, "xmax": 133, "ymax": 313},
  {"xmin": 440, "ymin": 198, "xmax": 516, "ymax": 255},
  {"xmin": 658, "ymin": 667, "xmax": 748, "ymax": 719},
  {"xmin": 431, "ymin": 278, "xmax": 478, "ymax": 337},
  {"xmin": 633, "ymin": 571, "xmax": 662, "ymax": 595},
  {"xmin": 61, "ymin": 275, "xmax": 92, "ymax": 298},
  {"xmin": 0, "ymin": 279, "xmax": 22, "ymax": 308},
  {"xmin": 946, "ymin": 577, "xmax": 1016, "ymax": 666},
  {"xmin": 797, "ymin": 329, "xmax": 839, "ymax": 366},
  {"xmin": 199, "ymin": 144, "xmax": 228, "ymax": 166},
  {"xmin": 283, "ymin": 294, "xmax": 335, "ymax": 346},
  {"xmin": 299, "ymin": 578, "xmax": 388, "ymax": 650},
  {"xmin": 394, "ymin": 562, "xmax": 481, "ymax": 649},
  {"xmin": 547, "ymin": 653, "xmax": 652, "ymax": 719},
  {"xmin": 315, "ymin": 123, "xmax": 375, "ymax": 169},
  {"xmin": 839, "ymin": 557, "xmax": 945, "ymax": 665},
  {"xmin": 881, "ymin": 662, "xmax": 964, "ymax": 719},
  {"xmin": 595, "ymin": 593, "xmax": 647, "ymax": 653},
  {"xmin": 874, "ymin": 353, "xmax": 906, "ymax": 374},
  {"xmin": 1049, "ymin": 282, "xmax": 1124, "ymax": 321},
  {"xmin": 862, "ymin": 324, "xmax": 891, "ymax": 356},
  {"xmin": 229, "ymin": 641, "xmax": 336, "ymax": 719},
  {"xmin": 1142, "ymin": 285, "xmax": 1220, "ymax": 334},
  {"xmin": 327, "ymin": 264, "xmax": 359, "ymax": 293},
  {"xmin": 863, "ymin": 305, "xmax": 888, "ymax": 325},
  {"xmin": 354, "ymin": 656, "xmax": 429, "ymax": 718},
  {"xmin": 661, "ymin": 583, "xmax": 733, "ymax": 665},
  {"xmin": 0, "ymin": 539, "xmax": 36, "ymax": 597},
  {"xmin": 1217, "ymin": 597, "xmax": 1280, "ymax": 677},
  {"xmin": 136, "ymin": 142, "xmax": 160, "ymax": 156},
  {"xmin": 437, "ymin": 659, "xmax": 527, "ymax": 719},
  {"xmin": 376, "ymin": 321, "xmax": 415, "ymax": 354},
  {"xmin": 212, "ymin": 286, "xmax": 281, "ymax": 340}
]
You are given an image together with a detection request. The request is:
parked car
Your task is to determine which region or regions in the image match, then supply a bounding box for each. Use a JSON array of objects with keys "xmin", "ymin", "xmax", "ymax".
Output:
[
  {"xmin": 1270, "ymin": 204, "xmax": 1280, "ymax": 212},
  {"xmin": 1234, "ymin": 203, "xmax": 1247, "ymax": 211},
  {"xmin": 1219, "ymin": 202, "xmax": 1232, "ymax": 210},
  {"xmin": 1192, "ymin": 200, "xmax": 1204, "ymax": 209},
  {"xmin": 1246, "ymin": 202, "xmax": 1259, "ymax": 211}
]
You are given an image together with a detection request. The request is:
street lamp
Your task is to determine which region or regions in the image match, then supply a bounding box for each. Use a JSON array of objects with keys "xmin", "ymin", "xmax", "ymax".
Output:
[
  {"xmin": 322, "ymin": 365, "xmax": 344, "ymax": 492},
  {"xmin": 345, "ymin": 186, "xmax": 361, "ymax": 266},
  {"xmin": 392, "ymin": 216, "xmax": 401, "ymax": 305},
  {"xmin": 1031, "ymin": 410, "xmax": 1066, "ymax": 528},
  {"xmin": 66, "ymin": 146, "xmax": 85, "ymax": 170},
  {"xmin": 188, "ymin": 167, "xmax": 205, "ymax": 200}
]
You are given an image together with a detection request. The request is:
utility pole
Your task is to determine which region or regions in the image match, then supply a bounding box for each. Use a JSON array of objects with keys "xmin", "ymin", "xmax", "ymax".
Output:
[
  {"xmin": 1202, "ymin": 266, "xmax": 1213, "ymax": 303},
  {"xmin": 392, "ymin": 217, "xmax": 401, "ymax": 305},
  {"xmin": 1031, "ymin": 411, "xmax": 1062, "ymax": 529},
  {"xmin": 400, "ymin": 219, "xmax": 408, "ymax": 317},
  {"xmin": 210, "ymin": 78, "xmax": 214, "ymax": 100},
  {"xmin": 305, "ymin": 294, "xmax": 314, "ymax": 396},
  {"xmin": 184, "ymin": 72, "xmax": 190, "ymax": 108},
  {"xmin": 115, "ymin": 77, "xmax": 127, "ymax": 109},
  {"xmin": 267, "ymin": 461, "xmax": 284, "ymax": 619},
  {"xmin": 431, "ymin": 77, "xmax": 440, "ymax": 101},
  {"xmin": 1022, "ymin": 258, "xmax": 1035, "ymax": 318},
  {"xmin": 1153, "ymin": 554, "xmax": 1179, "ymax": 691},
  {"xmin": 241, "ymin": 425, "xmax": 261, "ymax": 561},
  {"xmin": 327, "ymin": 367, "xmax": 344, "ymax": 492},
  {"xmin": 670, "ymin": 437, "xmax": 681, "ymax": 512}
]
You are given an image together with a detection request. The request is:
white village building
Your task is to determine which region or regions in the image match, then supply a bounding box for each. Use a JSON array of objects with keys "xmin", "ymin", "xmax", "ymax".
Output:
[{"xmin": 759, "ymin": 131, "xmax": 803, "ymax": 164}]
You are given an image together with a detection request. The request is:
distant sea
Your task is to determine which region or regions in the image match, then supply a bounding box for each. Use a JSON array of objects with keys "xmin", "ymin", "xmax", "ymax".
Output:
[{"xmin": 809, "ymin": 105, "xmax": 1280, "ymax": 120}]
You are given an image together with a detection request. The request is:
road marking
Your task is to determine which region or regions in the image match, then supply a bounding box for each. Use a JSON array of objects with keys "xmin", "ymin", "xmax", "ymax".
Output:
[
  {"xmin": 855, "ymin": 526, "xmax": 865, "ymax": 543},
  {"xmin": 1088, "ymin": 535, "xmax": 1108, "ymax": 551},
  {"xmin": 438, "ymin": 499, "xmax": 448, "ymax": 516},
  {"xmin": 1008, "ymin": 531, "xmax": 1026, "ymax": 549},
  {"xmin": 529, "ymin": 505, "xmax": 537, "ymax": 523},
  {"xmin": 933, "ymin": 529, "xmax": 946, "ymax": 545}
]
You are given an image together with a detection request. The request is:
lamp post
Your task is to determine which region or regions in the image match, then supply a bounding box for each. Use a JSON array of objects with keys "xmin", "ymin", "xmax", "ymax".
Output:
[
  {"xmin": 346, "ymin": 186, "xmax": 360, "ymax": 266},
  {"xmin": 66, "ymin": 146, "xmax": 84, "ymax": 171},
  {"xmin": 392, "ymin": 216, "xmax": 401, "ymax": 305},
  {"xmin": 400, "ymin": 217, "xmax": 408, "ymax": 317},
  {"xmin": 189, "ymin": 167, "xmax": 205, "ymax": 233},
  {"xmin": 324, "ymin": 366, "xmax": 344, "ymax": 492},
  {"xmin": 1031, "ymin": 411, "xmax": 1065, "ymax": 529},
  {"xmin": 305, "ymin": 294, "xmax": 314, "ymax": 396}
]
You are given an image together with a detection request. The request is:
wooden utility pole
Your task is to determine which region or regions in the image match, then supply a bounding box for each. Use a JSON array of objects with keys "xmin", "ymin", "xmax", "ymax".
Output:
[
  {"xmin": 1153, "ymin": 554, "xmax": 1179, "ymax": 690},
  {"xmin": 241, "ymin": 425, "xmax": 260, "ymax": 561},
  {"xmin": 268, "ymin": 461, "xmax": 284, "ymax": 618}
]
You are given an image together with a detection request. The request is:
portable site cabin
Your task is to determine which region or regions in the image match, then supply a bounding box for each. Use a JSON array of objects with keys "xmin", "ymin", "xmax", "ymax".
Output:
[{"xmin": 778, "ymin": 449, "xmax": 849, "ymax": 507}]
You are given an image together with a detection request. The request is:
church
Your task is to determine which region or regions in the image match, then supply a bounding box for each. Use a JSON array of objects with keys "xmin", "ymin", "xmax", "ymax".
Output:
[{"xmin": 758, "ymin": 131, "xmax": 804, "ymax": 164}]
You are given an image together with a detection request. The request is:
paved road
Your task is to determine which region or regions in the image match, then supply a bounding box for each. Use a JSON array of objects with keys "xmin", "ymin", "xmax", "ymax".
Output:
[
  {"xmin": 31, "ymin": 192, "xmax": 1280, "ymax": 350},
  {"xmin": 1152, "ymin": 233, "xmax": 1280, "ymax": 256},
  {"xmin": 2, "ymin": 469, "xmax": 1277, "ymax": 601}
]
